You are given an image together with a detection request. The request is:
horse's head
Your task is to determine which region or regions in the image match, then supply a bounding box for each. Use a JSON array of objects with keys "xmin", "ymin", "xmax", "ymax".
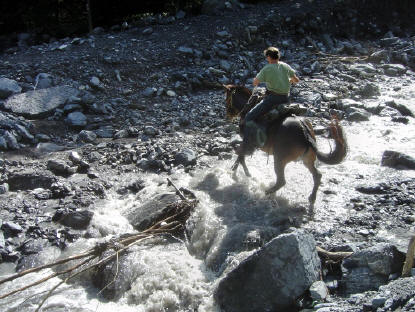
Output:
[{"xmin": 223, "ymin": 84, "xmax": 252, "ymax": 120}]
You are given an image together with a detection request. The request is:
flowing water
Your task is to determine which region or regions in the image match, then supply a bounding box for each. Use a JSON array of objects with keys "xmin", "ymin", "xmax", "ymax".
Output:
[{"xmin": 1, "ymin": 76, "xmax": 415, "ymax": 311}]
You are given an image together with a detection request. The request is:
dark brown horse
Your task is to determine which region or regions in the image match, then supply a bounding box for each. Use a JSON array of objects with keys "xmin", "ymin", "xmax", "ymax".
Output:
[{"xmin": 223, "ymin": 84, "xmax": 347, "ymax": 210}]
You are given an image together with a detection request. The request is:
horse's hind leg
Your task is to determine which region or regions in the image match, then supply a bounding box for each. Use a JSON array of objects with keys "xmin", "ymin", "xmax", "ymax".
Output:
[
  {"xmin": 303, "ymin": 150, "xmax": 322, "ymax": 210},
  {"xmin": 266, "ymin": 156, "xmax": 287, "ymax": 195}
]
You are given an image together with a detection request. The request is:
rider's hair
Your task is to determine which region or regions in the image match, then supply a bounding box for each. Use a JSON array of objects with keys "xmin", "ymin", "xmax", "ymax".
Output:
[{"xmin": 263, "ymin": 47, "xmax": 280, "ymax": 60}]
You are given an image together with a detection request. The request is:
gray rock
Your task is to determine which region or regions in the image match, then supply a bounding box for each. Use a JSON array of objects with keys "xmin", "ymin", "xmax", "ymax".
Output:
[
  {"xmin": 310, "ymin": 280, "xmax": 329, "ymax": 301},
  {"xmin": 381, "ymin": 64, "xmax": 407, "ymax": 76},
  {"xmin": 53, "ymin": 209, "xmax": 94, "ymax": 229},
  {"xmin": 215, "ymin": 229, "xmax": 320, "ymax": 312},
  {"xmin": 65, "ymin": 111, "xmax": 87, "ymax": 128},
  {"xmin": 1, "ymin": 130, "xmax": 19, "ymax": 150},
  {"xmin": 4, "ymin": 86, "xmax": 79, "ymax": 119},
  {"xmin": 114, "ymin": 129, "xmax": 129, "ymax": 139},
  {"xmin": 177, "ymin": 46, "xmax": 194, "ymax": 55},
  {"xmin": 76, "ymin": 130, "xmax": 97, "ymax": 143},
  {"xmin": 0, "ymin": 78, "xmax": 22, "ymax": 99},
  {"xmin": 89, "ymin": 76, "xmax": 102, "ymax": 89},
  {"xmin": 357, "ymin": 82, "xmax": 381, "ymax": 98},
  {"xmin": 0, "ymin": 183, "xmax": 9, "ymax": 194},
  {"xmin": 142, "ymin": 87, "xmax": 157, "ymax": 97},
  {"xmin": 1, "ymin": 221, "xmax": 23, "ymax": 237},
  {"xmin": 174, "ymin": 148, "xmax": 196, "ymax": 166},
  {"xmin": 124, "ymin": 193, "xmax": 177, "ymax": 230},
  {"xmin": 94, "ymin": 125, "xmax": 114, "ymax": 138},
  {"xmin": 35, "ymin": 73, "xmax": 54, "ymax": 89},
  {"xmin": 47, "ymin": 159, "xmax": 77, "ymax": 176},
  {"xmin": 381, "ymin": 150, "xmax": 415, "ymax": 170},
  {"xmin": 368, "ymin": 50, "xmax": 390, "ymax": 63},
  {"xmin": 7, "ymin": 171, "xmax": 57, "ymax": 191},
  {"xmin": 341, "ymin": 243, "xmax": 405, "ymax": 295},
  {"xmin": 385, "ymin": 100, "xmax": 413, "ymax": 117}
]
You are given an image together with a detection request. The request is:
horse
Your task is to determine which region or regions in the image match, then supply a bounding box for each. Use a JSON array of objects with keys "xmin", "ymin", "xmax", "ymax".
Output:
[{"xmin": 223, "ymin": 84, "xmax": 347, "ymax": 211}]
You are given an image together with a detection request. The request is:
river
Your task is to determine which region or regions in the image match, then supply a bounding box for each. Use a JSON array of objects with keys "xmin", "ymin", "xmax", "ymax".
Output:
[{"xmin": 0, "ymin": 74, "xmax": 414, "ymax": 312}]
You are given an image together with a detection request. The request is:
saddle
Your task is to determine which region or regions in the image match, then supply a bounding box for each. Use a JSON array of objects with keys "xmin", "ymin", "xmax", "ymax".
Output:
[{"xmin": 241, "ymin": 88, "xmax": 308, "ymax": 148}]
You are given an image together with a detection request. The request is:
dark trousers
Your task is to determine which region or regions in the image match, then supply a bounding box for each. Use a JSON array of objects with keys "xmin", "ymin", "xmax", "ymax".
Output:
[
  {"xmin": 245, "ymin": 93, "xmax": 289, "ymax": 123},
  {"xmin": 241, "ymin": 93, "xmax": 289, "ymax": 152}
]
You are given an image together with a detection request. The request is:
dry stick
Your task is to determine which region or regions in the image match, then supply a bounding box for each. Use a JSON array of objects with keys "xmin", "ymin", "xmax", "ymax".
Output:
[
  {"xmin": 402, "ymin": 235, "xmax": 415, "ymax": 277},
  {"xmin": 35, "ymin": 235, "xmax": 154, "ymax": 312},
  {"xmin": 0, "ymin": 250, "xmax": 95, "ymax": 286},
  {"xmin": 167, "ymin": 178, "xmax": 186, "ymax": 200},
  {"xmin": 0, "ymin": 255, "xmax": 96, "ymax": 300},
  {"xmin": 316, "ymin": 246, "xmax": 353, "ymax": 262}
]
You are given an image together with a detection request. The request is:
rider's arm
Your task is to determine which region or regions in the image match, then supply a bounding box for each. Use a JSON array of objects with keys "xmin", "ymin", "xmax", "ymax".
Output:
[
  {"xmin": 253, "ymin": 77, "xmax": 260, "ymax": 86},
  {"xmin": 290, "ymin": 75, "xmax": 299, "ymax": 84}
]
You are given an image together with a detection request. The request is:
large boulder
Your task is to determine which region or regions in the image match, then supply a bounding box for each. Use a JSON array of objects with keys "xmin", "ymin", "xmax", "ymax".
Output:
[
  {"xmin": 4, "ymin": 86, "xmax": 79, "ymax": 118},
  {"xmin": 215, "ymin": 229, "xmax": 321, "ymax": 312},
  {"xmin": 341, "ymin": 243, "xmax": 405, "ymax": 295}
]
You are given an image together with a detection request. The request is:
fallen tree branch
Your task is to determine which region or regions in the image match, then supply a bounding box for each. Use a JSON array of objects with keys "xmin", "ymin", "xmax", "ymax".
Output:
[
  {"xmin": 316, "ymin": 246, "xmax": 353, "ymax": 262},
  {"xmin": 0, "ymin": 196, "xmax": 197, "ymax": 307},
  {"xmin": 402, "ymin": 235, "xmax": 415, "ymax": 277}
]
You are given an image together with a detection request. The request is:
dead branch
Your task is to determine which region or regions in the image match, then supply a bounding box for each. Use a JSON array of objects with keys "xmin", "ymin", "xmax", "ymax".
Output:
[
  {"xmin": 316, "ymin": 246, "xmax": 353, "ymax": 262},
  {"xmin": 402, "ymin": 235, "xmax": 415, "ymax": 277},
  {"xmin": 0, "ymin": 196, "xmax": 197, "ymax": 306}
]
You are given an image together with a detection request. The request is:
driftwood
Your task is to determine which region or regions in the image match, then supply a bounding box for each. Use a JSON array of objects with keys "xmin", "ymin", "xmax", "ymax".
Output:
[
  {"xmin": 316, "ymin": 246, "xmax": 353, "ymax": 263},
  {"xmin": 0, "ymin": 179, "xmax": 197, "ymax": 311},
  {"xmin": 402, "ymin": 235, "xmax": 415, "ymax": 277}
]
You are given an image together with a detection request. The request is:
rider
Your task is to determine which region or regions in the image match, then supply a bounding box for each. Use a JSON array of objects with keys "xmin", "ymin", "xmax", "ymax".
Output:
[{"xmin": 238, "ymin": 46, "xmax": 299, "ymax": 155}]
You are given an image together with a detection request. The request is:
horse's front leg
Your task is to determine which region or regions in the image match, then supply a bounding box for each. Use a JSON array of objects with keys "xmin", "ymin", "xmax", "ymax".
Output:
[{"xmin": 231, "ymin": 155, "xmax": 251, "ymax": 177}]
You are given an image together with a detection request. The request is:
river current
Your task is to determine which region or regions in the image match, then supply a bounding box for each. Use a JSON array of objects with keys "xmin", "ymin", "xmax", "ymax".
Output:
[{"xmin": 0, "ymin": 76, "xmax": 414, "ymax": 311}]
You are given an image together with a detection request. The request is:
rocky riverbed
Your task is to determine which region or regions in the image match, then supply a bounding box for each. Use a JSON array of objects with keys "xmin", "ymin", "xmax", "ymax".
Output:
[{"xmin": 0, "ymin": 0, "xmax": 415, "ymax": 311}]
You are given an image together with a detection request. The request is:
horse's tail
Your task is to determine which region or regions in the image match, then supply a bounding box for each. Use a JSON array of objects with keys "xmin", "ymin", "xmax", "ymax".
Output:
[{"xmin": 313, "ymin": 117, "xmax": 348, "ymax": 165}]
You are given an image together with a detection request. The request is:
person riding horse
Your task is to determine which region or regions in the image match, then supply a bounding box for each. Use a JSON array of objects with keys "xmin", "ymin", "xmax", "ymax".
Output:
[{"xmin": 238, "ymin": 46, "xmax": 300, "ymax": 156}]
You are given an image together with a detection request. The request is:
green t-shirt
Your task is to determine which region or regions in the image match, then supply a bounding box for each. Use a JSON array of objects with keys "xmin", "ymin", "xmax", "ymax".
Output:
[{"xmin": 255, "ymin": 61, "xmax": 296, "ymax": 95}]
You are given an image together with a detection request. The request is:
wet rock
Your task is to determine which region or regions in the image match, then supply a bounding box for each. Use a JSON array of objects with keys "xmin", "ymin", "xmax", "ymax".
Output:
[
  {"xmin": 381, "ymin": 150, "xmax": 415, "ymax": 170},
  {"xmin": 215, "ymin": 229, "xmax": 320, "ymax": 312},
  {"xmin": 341, "ymin": 243, "xmax": 405, "ymax": 295},
  {"xmin": 174, "ymin": 148, "xmax": 197, "ymax": 166},
  {"xmin": 206, "ymin": 224, "xmax": 282, "ymax": 273},
  {"xmin": 116, "ymin": 179, "xmax": 145, "ymax": 195},
  {"xmin": 0, "ymin": 77, "xmax": 21, "ymax": 99},
  {"xmin": 52, "ymin": 209, "xmax": 94, "ymax": 229},
  {"xmin": 4, "ymin": 86, "xmax": 79, "ymax": 119},
  {"xmin": 125, "ymin": 193, "xmax": 178, "ymax": 231}
]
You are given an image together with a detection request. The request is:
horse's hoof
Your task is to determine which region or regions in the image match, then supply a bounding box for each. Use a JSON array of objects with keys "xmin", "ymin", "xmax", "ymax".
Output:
[{"xmin": 265, "ymin": 187, "xmax": 276, "ymax": 195}]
